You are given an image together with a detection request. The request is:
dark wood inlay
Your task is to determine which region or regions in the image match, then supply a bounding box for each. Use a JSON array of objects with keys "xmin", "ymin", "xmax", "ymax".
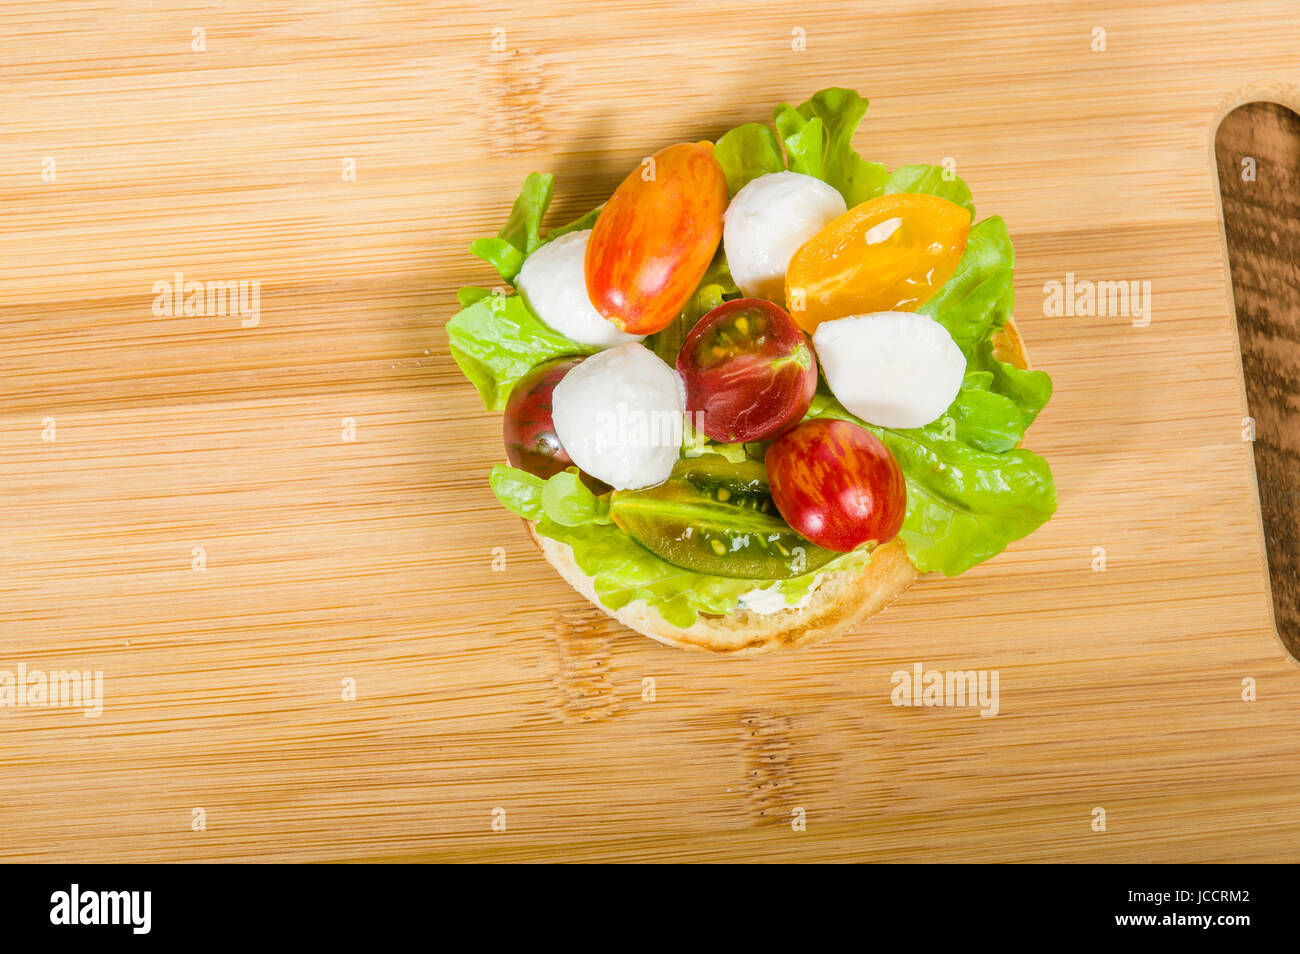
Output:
[{"xmin": 1216, "ymin": 101, "xmax": 1300, "ymax": 661}]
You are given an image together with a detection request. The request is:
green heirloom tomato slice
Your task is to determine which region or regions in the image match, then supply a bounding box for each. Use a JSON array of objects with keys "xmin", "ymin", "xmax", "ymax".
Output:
[{"xmin": 609, "ymin": 454, "xmax": 838, "ymax": 580}]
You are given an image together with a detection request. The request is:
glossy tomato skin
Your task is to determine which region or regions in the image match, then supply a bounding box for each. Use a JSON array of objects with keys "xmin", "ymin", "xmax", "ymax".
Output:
[
  {"xmin": 503, "ymin": 357, "xmax": 583, "ymax": 479},
  {"xmin": 765, "ymin": 418, "xmax": 906, "ymax": 552},
  {"xmin": 609, "ymin": 455, "xmax": 838, "ymax": 579},
  {"xmin": 677, "ymin": 298, "xmax": 817, "ymax": 443},
  {"xmin": 585, "ymin": 142, "xmax": 728, "ymax": 336},
  {"xmin": 785, "ymin": 192, "xmax": 971, "ymax": 334}
]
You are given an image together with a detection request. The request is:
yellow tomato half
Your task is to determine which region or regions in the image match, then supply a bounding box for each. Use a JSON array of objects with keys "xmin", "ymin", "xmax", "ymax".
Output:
[{"xmin": 784, "ymin": 193, "xmax": 971, "ymax": 333}]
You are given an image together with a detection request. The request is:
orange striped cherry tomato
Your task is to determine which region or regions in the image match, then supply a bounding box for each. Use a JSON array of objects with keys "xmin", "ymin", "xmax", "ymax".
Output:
[{"xmin": 585, "ymin": 142, "xmax": 728, "ymax": 336}]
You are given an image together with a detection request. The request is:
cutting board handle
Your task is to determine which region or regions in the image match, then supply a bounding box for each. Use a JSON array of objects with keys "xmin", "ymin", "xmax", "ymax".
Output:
[{"xmin": 1214, "ymin": 90, "xmax": 1300, "ymax": 664}]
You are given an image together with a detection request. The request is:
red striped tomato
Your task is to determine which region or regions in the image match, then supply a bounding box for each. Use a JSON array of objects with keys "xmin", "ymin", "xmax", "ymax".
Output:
[
  {"xmin": 503, "ymin": 357, "xmax": 582, "ymax": 479},
  {"xmin": 585, "ymin": 142, "xmax": 727, "ymax": 336},
  {"xmin": 765, "ymin": 418, "xmax": 906, "ymax": 552},
  {"xmin": 677, "ymin": 298, "xmax": 817, "ymax": 443}
]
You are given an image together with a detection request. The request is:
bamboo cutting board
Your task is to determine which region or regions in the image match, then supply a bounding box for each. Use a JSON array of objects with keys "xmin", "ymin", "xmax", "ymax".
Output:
[{"xmin": 2, "ymin": 0, "xmax": 1299, "ymax": 863}]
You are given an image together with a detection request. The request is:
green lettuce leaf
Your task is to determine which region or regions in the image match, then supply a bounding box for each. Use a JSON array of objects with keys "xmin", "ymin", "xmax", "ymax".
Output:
[
  {"xmin": 489, "ymin": 464, "xmax": 546, "ymax": 520},
  {"xmin": 490, "ymin": 464, "xmax": 868, "ymax": 627},
  {"xmin": 794, "ymin": 87, "xmax": 890, "ymax": 205},
  {"xmin": 914, "ymin": 214, "xmax": 1053, "ymax": 427},
  {"xmin": 936, "ymin": 372, "xmax": 1027, "ymax": 453},
  {"xmin": 469, "ymin": 172, "xmax": 552, "ymax": 283},
  {"xmin": 806, "ymin": 394, "xmax": 1055, "ymax": 575},
  {"xmin": 546, "ymin": 205, "xmax": 601, "ymax": 241},
  {"xmin": 714, "ymin": 122, "xmax": 785, "ymax": 196},
  {"xmin": 456, "ymin": 286, "xmax": 493, "ymax": 308},
  {"xmin": 681, "ymin": 422, "xmax": 751, "ymax": 463},
  {"xmin": 540, "ymin": 470, "xmax": 612, "ymax": 527},
  {"xmin": 699, "ymin": 245, "xmax": 740, "ymax": 296},
  {"xmin": 769, "ymin": 91, "xmax": 977, "ymax": 212},
  {"xmin": 453, "ymin": 174, "xmax": 605, "ymax": 408},
  {"xmin": 919, "ymin": 216, "xmax": 1014, "ymax": 352},
  {"xmin": 774, "ymin": 109, "xmax": 826, "ymax": 179},
  {"xmin": 468, "ymin": 172, "xmax": 601, "ymax": 284},
  {"xmin": 446, "ymin": 291, "xmax": 597, "ymax": 410},
  {"xmin": 884, "ymin": 164, "xmax": 976, "ymax": 216},
  {"xmin": 968, "ymin": 337, "xmax": 1054, "ymax": 428},
  {"xmin": 774, "ymin": 88, "xmax": 888, "ymax": 205}
]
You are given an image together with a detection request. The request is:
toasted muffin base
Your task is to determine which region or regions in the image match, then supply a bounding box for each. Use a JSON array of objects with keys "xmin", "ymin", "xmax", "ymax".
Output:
[
  {"xmin": 527, "ymin": 318, "xmax": 1032, "ymax": 655},
  {"xmin": 531, "ymin": 523, "xmax": 919, "ymax": 656}
]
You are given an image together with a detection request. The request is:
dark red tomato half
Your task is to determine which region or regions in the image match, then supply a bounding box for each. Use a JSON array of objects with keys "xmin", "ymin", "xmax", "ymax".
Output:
[
  {"xmin": 676, "ymin": 298, "xmax": 818, "ymax": 443},
  {"xmin": 503, "ymin": 357, "xmax": 583, "ymax": 479},
  {"xmin": 765, "ymin": 418, "xmax": 906, "ymax": 552}
]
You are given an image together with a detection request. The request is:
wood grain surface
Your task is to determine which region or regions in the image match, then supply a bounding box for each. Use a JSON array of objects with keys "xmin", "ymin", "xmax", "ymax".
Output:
[
  {"xmin": 1216, "ymin": 101, "xmax": 1300, "ymax": 661},
  {"xmin": 2, "ymin": 0, "xmax": 1299, "ymax": 863}
]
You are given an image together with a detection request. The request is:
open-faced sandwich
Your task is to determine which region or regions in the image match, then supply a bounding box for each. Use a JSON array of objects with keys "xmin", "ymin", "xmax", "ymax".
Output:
[{"xmin": 448, "ymin": 88, "xmax": 1056, "ymax": 655}]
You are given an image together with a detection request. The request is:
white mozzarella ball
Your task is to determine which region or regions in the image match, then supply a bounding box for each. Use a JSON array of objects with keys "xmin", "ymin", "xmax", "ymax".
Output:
[
  {"xmin": 551, "ymin": 343, "xmax": 684, "ymax": 490},
  {"xmin": 723, "ymin": 171, "xmax": 847, "ymax": 305},
  {"xmin": 813, "ymin": 312, "xmax": 967, "ymax": 429},
  {"xmin": 515, "ymin": 230, "xmax": 643, "ymax": 348}
]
